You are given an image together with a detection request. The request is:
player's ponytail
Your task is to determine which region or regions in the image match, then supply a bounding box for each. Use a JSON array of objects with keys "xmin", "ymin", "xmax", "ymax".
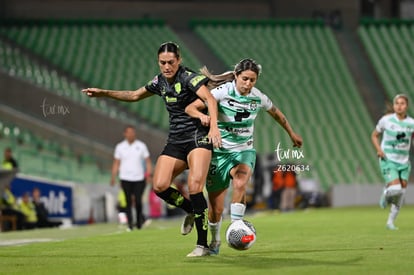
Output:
[
  {"xmin": 201, "ymin": 58, "xmax": 262, "ymax": 90},
  {"xmin": 200, "ymin": 66, "xmax": 234, "ymax": 90}
]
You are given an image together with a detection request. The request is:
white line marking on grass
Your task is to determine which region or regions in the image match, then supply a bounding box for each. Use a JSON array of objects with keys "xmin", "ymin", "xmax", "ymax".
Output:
[{"xmin": 0, "ymin": 238, "xmax": 59, "ymax": 247}]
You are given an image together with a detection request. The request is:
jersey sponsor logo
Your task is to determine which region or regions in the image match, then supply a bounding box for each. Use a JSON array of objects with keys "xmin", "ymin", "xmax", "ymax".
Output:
[
  {"xmin": 225, "ymin": 126, "xmax": 250, "ymax": 134},
  {"xmin": 190, "ymin": 75, "xmax": 206, "ymax": 87},
  {"xmin": 389, "ymin": 132, "xmax": 410, "ymax": 148},
  {"xmin": 235, "ymin": 110, "xmax": 250, "ymax": 122},
  {"xmin": 165, "ymin": 96, "xmax": 177, "ymax": 103},
  {"xmin": 228, "ymin": 99, "xmax": 257, "ymax": 111},
  {"xmin": 389, "ymin": 124, "xmax": 414, "ymax": 133}
]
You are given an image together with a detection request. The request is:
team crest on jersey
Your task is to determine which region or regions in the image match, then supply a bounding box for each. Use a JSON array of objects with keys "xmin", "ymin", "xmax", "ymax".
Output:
[
  {"xmin": 250, "ymin": 101, "xmax": 257, "ymax": 111},
  {"xmin": 174, "ymin": 83, "xmax": 182, "ymax": 94}
]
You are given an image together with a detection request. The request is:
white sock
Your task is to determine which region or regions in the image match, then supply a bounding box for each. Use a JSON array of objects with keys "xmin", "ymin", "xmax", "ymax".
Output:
[
  {"xmin": 209, "ymin": 217, "xmax": 222, "ymax": 242},
  {"xmin": 387, "ymin": 188, "xmax": 406, "ymax": 226},
  {"xmin": 387, "ymin": 203, "xmax": 400, "ymax": 226},
  {"xmin": 398, "ymin": 188, "xmax": 407, "ymax": 207},
  {"xmin": 230, "ymin": 203, "xmax": 246, "ymax": 222}
]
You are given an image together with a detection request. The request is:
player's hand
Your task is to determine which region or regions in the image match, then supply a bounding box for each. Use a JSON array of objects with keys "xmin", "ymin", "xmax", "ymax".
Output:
[
  {"xmin": 290, "ymin": 133, "xmax": 303, "ymax": 148},
  {"xmin": 208, "ymin": 126, "xmax": 222, "ymax": 148},
  {"xmin": 377, "ymin": 150, "xmax": 386, "ymax": 159},
  {"xmin": 145, "ymin": 172, "xmax": 153, "ymax": 184},
  {"xmin": 82, "ymin": 87, "xmax": 106, "ymax": 97},
  {"xmin": 199, "ymin": 114, "xmax": 211, "ymax": 127},
  {"xmin": 110, "ymin": 178, "xmax": 116, "ymax": 186}
]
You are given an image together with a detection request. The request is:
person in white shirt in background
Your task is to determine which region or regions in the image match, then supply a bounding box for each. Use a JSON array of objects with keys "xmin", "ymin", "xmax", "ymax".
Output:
[{"xmin": 111, "ymin": 125, "xmax": 153, "ymax": 230}]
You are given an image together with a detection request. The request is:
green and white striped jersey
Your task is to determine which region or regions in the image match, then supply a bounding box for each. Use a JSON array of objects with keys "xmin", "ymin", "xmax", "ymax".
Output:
[
  {"xmin": 376, "ymin": 113, "xmax": 414, "ymax": 164},
  {"xmin": 211, "ymin": 81, "xmax": 273, "ymax": 152}
]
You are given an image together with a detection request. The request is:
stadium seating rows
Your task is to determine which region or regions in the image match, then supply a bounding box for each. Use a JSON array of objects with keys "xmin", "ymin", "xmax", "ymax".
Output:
[
  {"xmin": 2, "ymin": 19, "xmax": 411, "ymax": 189},
  {"xmin": 0, "ymin": 40, "xmax": 126, "ymax": 120},
  {"xmin": 358, "ymin": 22, "xmax": 414, "ymax": 110},
  {"xmin": 0, "ymin": 21, "xmax": 203, "ymax": 131},
  {"xmin": 193, "ymin": 22, "xmax": 379, "ymax": 188},
  {"xmin": 0, "ymin": 118, "xmax": 111, "ymax": 183}
]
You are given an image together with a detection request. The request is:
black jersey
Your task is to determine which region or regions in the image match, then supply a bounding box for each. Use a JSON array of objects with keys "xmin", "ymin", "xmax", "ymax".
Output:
[{"xmin": 145, "ymin": 66, "xmax": 210, "ymax": 144}]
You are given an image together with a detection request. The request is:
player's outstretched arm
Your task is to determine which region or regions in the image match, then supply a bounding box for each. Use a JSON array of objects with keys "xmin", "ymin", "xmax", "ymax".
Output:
[
  {"xmin": 82, "ymin": 86, "xmax": 153, "ymax": 102},
  {"xmin": 267, "ymin": 105, "xmax": 303, "ymax": 148}
]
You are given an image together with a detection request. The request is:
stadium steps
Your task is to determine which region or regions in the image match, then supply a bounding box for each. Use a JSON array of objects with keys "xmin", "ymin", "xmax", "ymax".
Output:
[{"xmin": 192, "ymin": 20, "xmax": 378, "ymax": 189}]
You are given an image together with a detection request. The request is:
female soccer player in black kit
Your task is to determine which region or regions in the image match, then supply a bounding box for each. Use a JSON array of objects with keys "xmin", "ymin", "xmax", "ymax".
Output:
[{"xmin": 82, "ymin": 42, "xmax": 221, "ymax": 257}]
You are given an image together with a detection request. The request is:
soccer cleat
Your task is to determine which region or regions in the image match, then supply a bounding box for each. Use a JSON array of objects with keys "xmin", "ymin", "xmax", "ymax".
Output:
[
  {"xmin": 181, "ymin": 213, "xmax": 195, "ymax": 235},
  {"xmin": 208, "ymin": 241, "xmax": 221, "ymax": 255},
  {"xmin": 379, "ymin": 193, "xmax": 387, "ymax": 209},
  {"xmin": 386, "ymin": 224, "xmax": 399, "ymax": 230},
  {"xmin": 142, "ymin": 219, "xmax": 152, "ymax": 228},
  {"xmin": 186, "ymin": 245, "xmax": 210, "ymax": 257}
]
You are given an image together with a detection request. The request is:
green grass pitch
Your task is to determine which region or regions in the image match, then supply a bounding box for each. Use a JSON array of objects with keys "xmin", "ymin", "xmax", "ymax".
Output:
[{"xmin": 1, "ymin": 206, "xmax": 414, "ymax": 274}]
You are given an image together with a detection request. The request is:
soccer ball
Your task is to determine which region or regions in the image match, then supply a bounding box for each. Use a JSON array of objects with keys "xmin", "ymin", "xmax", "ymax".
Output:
[{"xmin": 225, "ymin": 219, "xmax": 256, "ymax": 250}]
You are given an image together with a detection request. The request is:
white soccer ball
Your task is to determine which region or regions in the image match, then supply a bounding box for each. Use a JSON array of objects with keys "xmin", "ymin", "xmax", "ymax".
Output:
[{"xmin": 225, "ymin": 219, "xmax": 256, "ymax": 250}]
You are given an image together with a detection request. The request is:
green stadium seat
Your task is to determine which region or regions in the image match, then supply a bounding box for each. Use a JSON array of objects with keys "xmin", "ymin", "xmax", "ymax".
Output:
[
  {"xmin": 0, "ymin": 118, "xmax": 111, "ymax": 183},
  {"xmin": 0, "ymin": 20, "xmax": 203, "ymax": 131},
  {"xmin": 358, "ymin": 22, "xmax": 414, "ymax": 111}
]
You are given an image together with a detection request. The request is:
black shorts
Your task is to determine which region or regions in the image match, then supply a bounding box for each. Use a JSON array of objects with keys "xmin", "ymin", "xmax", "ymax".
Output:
[{"xmin": 160, "ymin": 140, "xmax": 213, "ymax": 163}]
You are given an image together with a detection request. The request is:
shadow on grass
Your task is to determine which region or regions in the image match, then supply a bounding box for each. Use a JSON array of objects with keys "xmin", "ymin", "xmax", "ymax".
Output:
[{"xmin": 185, "ymin": 247, "xmax": 366, "ymax": 270}]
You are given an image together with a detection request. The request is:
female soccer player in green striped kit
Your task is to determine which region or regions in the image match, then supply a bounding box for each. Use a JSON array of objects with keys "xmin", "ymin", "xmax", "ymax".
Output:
[
  {"xmin": 371, "ymin": 94, "xmax": 414, "ymax": 230},
  {"xmin": 185, "ymin": 58, "xmax": 302, "ymax": 254}
]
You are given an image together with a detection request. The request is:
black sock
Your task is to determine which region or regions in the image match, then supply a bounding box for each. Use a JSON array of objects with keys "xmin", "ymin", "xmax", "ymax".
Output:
[
  {"xmin": 156, "ymin": 187, "xmax": 193, "ymax": 213},
  {"xmin": 190, "ymin": 192, "xmax": 209, "ymax": 248}
]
